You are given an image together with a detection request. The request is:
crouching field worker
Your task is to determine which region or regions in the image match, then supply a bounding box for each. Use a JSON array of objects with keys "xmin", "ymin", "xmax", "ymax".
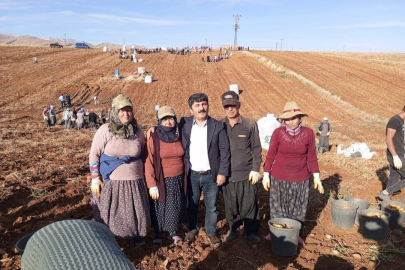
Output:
[
  {"xmin": 262, "ymin": 101, "xmax": 324, "ymax": 244},
  {"xmin": 220, "ymin": 91, "xmax": 262, "ymax": 244},
  {"xmin": 89, "ymin": 94, "xmax": 150, "ymax": 245},
  {"xmin": 145, "ymin": 106, "xmax": 187, "ymax": 245}
]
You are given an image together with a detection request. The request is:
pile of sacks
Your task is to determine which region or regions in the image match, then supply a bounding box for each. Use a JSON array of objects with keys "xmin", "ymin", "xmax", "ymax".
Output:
[{"xmin": 337, "ymin": 143, "xmax": 376, "ymax": 159}]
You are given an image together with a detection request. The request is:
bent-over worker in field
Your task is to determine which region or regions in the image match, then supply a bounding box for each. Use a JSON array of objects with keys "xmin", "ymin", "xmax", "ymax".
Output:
[
  {"xmin": 220, "ymin": 91, "xmax": 262, "ymax": 244},
  {"xmin": 145, "ymin": 106, "xmax": 187, "ymax": 246},
  {"xmin": 89, "ymin": 94, "xmax": 150, "ymax": 245},
  {"xmin": 262, "ymin": 101, "xmax": 324, "ymax": 244},
  {"xmin": 182, "ymin": 93, "xmax": 230, "ymax": 247},
  {"xmin": 378, "ymin": 105, "xmax": 405, "ymax": 201},
  {"xmin": 316, "ymin": 117, "xmax": 332, "ymax": 153}
]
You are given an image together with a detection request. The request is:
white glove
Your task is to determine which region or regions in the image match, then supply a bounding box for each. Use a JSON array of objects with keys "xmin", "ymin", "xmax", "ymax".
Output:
[
  {"xmin": 313, "ymin": 173, "xmax": 324, "ymax": 194},
  {"xmin": 248, "ymin": 171, "xmax": 260, "ymax": 185},
  {"xmin": 91, "ymin": 177, "xmax": 103, "ymax": 196},
  {"xmin": 393, "ymin": 155, "xmax": 403, "ymax": 170},
  {"xmin": 262, "ymin": 172, "xmax": 270, "ymax": 191},
  {"xmin": 149, "ymin": 186, "xmax": 159, "ymax": 200},
  {"xmin": 326, "ymin": 132, "xmax": 330, "ymax": 136}
]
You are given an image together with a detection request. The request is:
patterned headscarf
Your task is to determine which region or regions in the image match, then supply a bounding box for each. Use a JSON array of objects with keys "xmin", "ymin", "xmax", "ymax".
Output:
[{"xmin": 109, "ymin": 94, "xmax": 138, "ymax": 138}]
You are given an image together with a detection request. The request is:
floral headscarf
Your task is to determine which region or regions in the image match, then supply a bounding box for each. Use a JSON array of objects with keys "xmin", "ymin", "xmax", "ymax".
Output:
[{"xmin": 109, "ymin": 94, "xmax": 138, "ymax": 138}]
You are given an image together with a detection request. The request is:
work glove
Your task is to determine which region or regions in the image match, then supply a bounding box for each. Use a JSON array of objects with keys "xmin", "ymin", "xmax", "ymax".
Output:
[
  {"xmin": 91, "ymin": 177, "xmax": 103, "ymax": 196},
  {"xmin": 248, "ymin": 171, "xmax": 260, "ymax": 185},
  {"xmin": 149, "ymin": 186, "xmax": 159, "ymax": 200},
  {"xmin": 393, "ymin": 155, "xmax": 403, "ymax": 170},
  {"xmin": 262, "ymin": 172, "xmax": 270, "ymax": 191},
  {"xmin": 326, "ymin": 132, "xmax": 330, "ymax": 136},
  {"xmin": 313, "ymin": 173, "xmax": 324, "ymax": 194}
]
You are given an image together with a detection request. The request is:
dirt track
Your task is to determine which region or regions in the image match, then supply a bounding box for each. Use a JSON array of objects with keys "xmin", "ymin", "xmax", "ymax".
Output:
[{"xmin": 1, "ymin": 46, "xmax": 405, "ymax": 269}]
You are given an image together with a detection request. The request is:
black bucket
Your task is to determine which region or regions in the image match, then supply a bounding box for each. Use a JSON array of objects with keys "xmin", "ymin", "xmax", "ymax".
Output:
[
  {"xmin": 380, "ymin": 200, "xmax": 405, "ymax": 230},
  {"xmin": 268, "ymin": 218, "xmax": 302, "ymax": 257},
  {"xmin": 15, "ymin": 233, "xmax": 35, "ymax": 255},
  {"xmin": 359, "ymin": 209, "xmax": 391, "ymax": 240},
  {"xmin": 331, "ymin": 200, "xmax": 358, "ymax": 229},
  {"xmin": 345, "ymin": 198, "xmax": 370, "ymax": 225}
]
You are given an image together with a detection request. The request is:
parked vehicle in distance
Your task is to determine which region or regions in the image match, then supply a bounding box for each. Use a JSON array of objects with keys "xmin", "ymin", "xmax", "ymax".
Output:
[
  {"xmin": 50, "ymin": 43, "xmax": 63, "ymax": 48},
  {"xmin": 75, "ymin": 42, "xmax": 90, "ymax": 49}
]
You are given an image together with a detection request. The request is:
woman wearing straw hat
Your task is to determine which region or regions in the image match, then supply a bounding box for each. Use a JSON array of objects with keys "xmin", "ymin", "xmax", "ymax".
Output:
[
  {"xmin": 262, "ymin": 101, "xmax": 324, "ymax": 243},
  {"xmin": 89, "ymin": 94, "xmax": 150, "ymax": 245},
  {"xmin": 145, "ymin": 105, "xmax": 187, "ymax": 245}
]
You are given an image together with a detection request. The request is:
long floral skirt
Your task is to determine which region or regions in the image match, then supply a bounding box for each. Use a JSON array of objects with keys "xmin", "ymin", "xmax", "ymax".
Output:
[
  {"xmin": 269, "ymin": 177, "xmax": 310, "ymax": 222},
  {"xmin": 91, "ymin": 178, "xmax": 151, "ymax": 239},
  {"xmin": 150, "ymin": 174, "xmax": 186, "ymax": 235}
]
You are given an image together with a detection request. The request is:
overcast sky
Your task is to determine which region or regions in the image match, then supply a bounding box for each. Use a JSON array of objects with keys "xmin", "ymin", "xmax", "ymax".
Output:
[{"xmin": 1, "ymin": 0, "xmax": 404, "ymax": 52}]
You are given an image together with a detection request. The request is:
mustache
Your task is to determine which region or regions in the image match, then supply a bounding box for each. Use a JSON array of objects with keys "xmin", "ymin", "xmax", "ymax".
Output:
[{"xmin": 198, "ymin": 110, "xmax": 206, "ymax": 113}]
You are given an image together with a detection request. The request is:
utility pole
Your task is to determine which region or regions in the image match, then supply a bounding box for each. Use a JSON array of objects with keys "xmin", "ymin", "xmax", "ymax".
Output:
[
  {"xmin": 276, "ymin": 43, "xmax": 278, "ymax": 50},
  {"xmin": 233, "ymin": 15, "xmax": 241, "ymax": 46},
  {"xmin": 280, "ymin": 38, "xmax": 283, "ymax": 51},
  {"xmin": 64, "ymin": 33, "xmax": 66, "ymax": 44},
  {"xmin": 206, "ymin": 38, "xmax": 207, "ymax": 47}
]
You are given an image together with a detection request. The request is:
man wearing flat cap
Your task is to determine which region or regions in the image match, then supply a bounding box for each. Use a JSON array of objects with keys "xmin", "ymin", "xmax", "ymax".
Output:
[
  {"xmin": 316, "ymin": 117, "xmax": 332, "ymax": 153},
  {"xmin": 220, "ymin": 91, "xmax": 262, "ymax": 244}
]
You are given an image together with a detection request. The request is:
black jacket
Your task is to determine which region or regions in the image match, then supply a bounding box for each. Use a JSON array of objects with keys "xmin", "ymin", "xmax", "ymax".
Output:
[{"xmin": 179, "ymin": 116, "xmax": 230, "ymax": 182}]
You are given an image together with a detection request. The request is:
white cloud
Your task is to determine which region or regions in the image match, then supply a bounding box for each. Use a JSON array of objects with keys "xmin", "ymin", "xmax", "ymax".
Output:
[
  {"xmin": 317, "ymin": 22, "xmax": 405, "ymax": 29},
  {"xmin": 86, "ymin": 13, "xmax": 192, "ymax": 26}
]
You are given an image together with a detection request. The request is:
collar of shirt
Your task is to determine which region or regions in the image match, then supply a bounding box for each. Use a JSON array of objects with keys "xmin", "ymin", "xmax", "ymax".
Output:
[
  {"xmin": 224, "ymin": 115, "xmax": 243, "ymax": 126},
  {"xmin": 193, "ymin": 118, "xmax": 207, "ymax": 127}
]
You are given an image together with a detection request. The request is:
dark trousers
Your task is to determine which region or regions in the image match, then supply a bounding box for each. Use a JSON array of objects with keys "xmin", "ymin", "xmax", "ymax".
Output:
[
  {"xmin": 222, "ymin": 179, "xmax": 260, "ymax": 235},
  {"xmin": 386, "ymin": 156, "xmax": 405, "ymax": 194},
  {"xmin": 188, "ymin": 172, "xmax": 219, "ymax": 236},
  {"xmin": 319, "ymin": 136, "xmax": 329, "ymax": 152}
]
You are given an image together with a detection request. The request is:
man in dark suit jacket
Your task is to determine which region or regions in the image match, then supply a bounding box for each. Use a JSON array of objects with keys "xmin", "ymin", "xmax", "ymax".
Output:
[{"xmin": 180, "ymin": 93, "xmax": 230, "ymax": 247}]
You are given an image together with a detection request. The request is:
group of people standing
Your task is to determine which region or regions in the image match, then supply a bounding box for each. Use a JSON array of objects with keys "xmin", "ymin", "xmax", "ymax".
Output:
[
  {"xmin": 88, "ymin": 92, "xmax": 324, "ymax": 248},
  {"xmin": 58, "ymin": 93, "xmax": 71, "ymax": 108}
]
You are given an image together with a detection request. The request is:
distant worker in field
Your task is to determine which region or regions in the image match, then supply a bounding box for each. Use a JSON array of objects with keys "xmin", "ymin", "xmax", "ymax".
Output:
[
  {"xmin": 63, "ymin": 108, "xmax": 72, "ymax": 129},
  {"xmin": 94, "ymin": 95, "xmax": 99, "ymax": 105},
  {"xmin": 58, "ymin": 94, "xmax": 65, "ymax": 108},
  {"xmin": 49, "ymin": 105, "xmax": 56, "ymax": 126},
  {"xmin": 220, "ymin": 91, "xmax": 262, "ymax": 244},
  {"xmin": 66, "ymin": 93, "xmax": 71, "ymax": 107},
  {"xmin": 88, "ymin": 109, "xmax": 98, "ymax": 130},
  {"xmin": 316, "ymin": 117, "xmax": 332, "ymax": 153},
  {"xmin": 76, "ymin": 108, "xmax": 85, "ymax": 130},
  {"xmin": 42, "ymin": 106, "xmax": 49, "ymax": 127},
  {"xmin": 378, "ymin": 105, "xmax": 405, "ymax": 201}
]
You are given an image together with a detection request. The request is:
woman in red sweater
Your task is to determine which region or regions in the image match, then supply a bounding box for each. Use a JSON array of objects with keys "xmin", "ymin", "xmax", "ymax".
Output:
[
  {"xmin": 145, "ymin": 106, "xmax": 186, "ymax": 245},
  {"xmin": 262, "ymin": 101, "xmax": 324, "ymax": 242}
]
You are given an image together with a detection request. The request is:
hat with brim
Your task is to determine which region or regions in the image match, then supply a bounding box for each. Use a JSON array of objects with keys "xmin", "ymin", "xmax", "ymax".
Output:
[
  {"xmin": 222, "ymin": 91, "xmax": 240, "ymax": 106},
  {"xmin": 158, "ymin": 105, "xmax": 176, "ymax": 120},
  {"xmin": 276, "ymin": 101, "xmax": 308, "ymax": 122},
  {"xmin": 112, "ymin": 94, "xmax": 133, "ymax": 110}
]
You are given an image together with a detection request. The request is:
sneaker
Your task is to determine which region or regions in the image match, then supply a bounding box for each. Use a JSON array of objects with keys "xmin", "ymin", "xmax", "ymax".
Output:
[
  {"xmin": 185, "ymin": 231, "xmax": 197, "ymax": 243},
  {"xmin": 208, "ymin": 235, "xmax": 221, "ymax": 247},
  {"xmin": 377, "ymin": 191, "xmax": 391, "ymax": 201},
  {"xmin": 246, "ymin": 234, "xmax": 261, "ymax": 244},
  {"xmin": 225, "ymin": 231, "xmax": 237, "ymax": 242}
]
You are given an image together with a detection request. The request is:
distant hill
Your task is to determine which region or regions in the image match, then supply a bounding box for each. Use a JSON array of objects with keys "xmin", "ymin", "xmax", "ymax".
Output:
[
  {"xmin": 0, "ymin": 34, "xmax": 141, "ymax": 49},
  {"xmin": 0, "ymin": 34, "xmax": 89, "ymax": 47}
]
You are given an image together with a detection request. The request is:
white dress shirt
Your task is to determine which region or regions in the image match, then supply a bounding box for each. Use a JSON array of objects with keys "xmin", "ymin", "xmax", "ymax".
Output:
[{"xmin": 189, "ymin": 119, "xmax": 211, "ymax": 171}]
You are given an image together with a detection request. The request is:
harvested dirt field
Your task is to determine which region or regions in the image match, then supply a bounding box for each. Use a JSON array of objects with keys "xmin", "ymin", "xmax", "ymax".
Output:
[{"xmin": 1, "ymin": 46, "xmax": 405, "ymax": 269}]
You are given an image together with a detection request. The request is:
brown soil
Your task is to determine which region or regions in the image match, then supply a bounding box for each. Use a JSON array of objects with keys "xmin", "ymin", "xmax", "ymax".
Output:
[{"xmin": 1, "ymin": 46, "xmax": 405, "ymax": 269}]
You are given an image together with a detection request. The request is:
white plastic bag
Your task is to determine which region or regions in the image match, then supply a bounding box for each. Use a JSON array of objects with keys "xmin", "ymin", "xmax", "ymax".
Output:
[
  {"xmin": 337, "ymin": 143, "xmax": 376, "ymax": 159},
  {"xmin": 257, "ymin": 114, "xmax": 281, "ymax": 150}
]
